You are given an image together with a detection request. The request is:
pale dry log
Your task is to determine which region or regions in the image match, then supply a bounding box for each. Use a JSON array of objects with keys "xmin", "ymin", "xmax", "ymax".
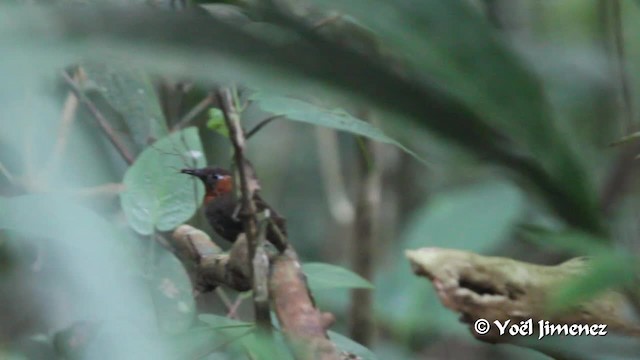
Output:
[{"xmin": 406, "ymin": 247, "xmax": 640, "ymax": 343}]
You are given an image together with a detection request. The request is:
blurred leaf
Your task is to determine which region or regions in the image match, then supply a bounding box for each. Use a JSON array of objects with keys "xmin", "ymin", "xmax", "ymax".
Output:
[
  {"xmin": 53, "ymin": 321, "xmax": 100, "ymax": 360},
  {"xmin": 198, "ymin": 314, "xmax": 292, "ymax": 359},
  {"xmin": 609, "ymin": 131, "xmax": 640, "ymax": 147},
  {"xmin": 241, "ymin": 331, "xmax": 293, "ymax": 360},
  {"xmin": 120, "ymin": 127, "xmax": 206, "ymax": 235},
  {"xmin": 519, "ymin": 225, "xmax": 611, "ymax": 255},
  {"xmin": 200, "ymin": 4, "xmax": 250, "ymax": 24},
  {"xmin": 82, "ymin": 61, "xmax": 169, "ymax": 150},
  {"xmin": 519, "ymin": 329, "xmax": 640, "ymax": 360},
  {"xmin": 404, "ymin": 181, "xmax": 524, "ymax": 252},
  {"xmin": 250, "ymin": 93, "xmax": 426, "ymax": 164},
  {"xmin": 375, "ymin": 181, "xmax": 524, "ymax": 339},
  {"xmin": 152, "ymin": 246, "xmax": 195, "ymax": 334},
  {"xmin": 243, "ymin": 22, "xmax": 301, "ymax": 46},
  {"xmin": 206, "ymin": 108, "xmax": 229, "ymax": 137},
  {"xmin": 328, "ymin": 331, "xmax": 378, "ymax": 360},
  {"xmin": 549, "ymin": 254, "xmax": 637, "ymax": 313},
  {"xmin": 0, "ymin": 194, "xmax": 135, "ymax": 249},
  {"xmin": 0, "ymin": 195, "xmax": 164, "ymax": 358},
  {"xmin": 303, "ymin": 262, "xmax": 374, "ymax": 291},
  {"xmin": 165, "ymin": 327, "xmax": 226, "ymax": 360},
  {"xmin": 166, "ymin": 326, "xmax": 251, "ymax": 360},
  {"xmin": 0, "ymin": 4, "xmax": 602, "ymax": 232},
  {"xmin": 310, "ymin": 0, "xmax": 602, "ymax": 233}
]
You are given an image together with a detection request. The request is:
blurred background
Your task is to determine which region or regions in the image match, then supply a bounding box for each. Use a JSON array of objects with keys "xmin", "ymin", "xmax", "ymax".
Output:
[{"xmin": 1, "ymin": 0, "xmax": 640, "ymax": 359}]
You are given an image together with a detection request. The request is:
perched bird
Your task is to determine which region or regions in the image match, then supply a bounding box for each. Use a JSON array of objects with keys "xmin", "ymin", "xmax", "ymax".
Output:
[{"xmin": 181, "ymin": 167, "xmax": 287, "ymax": 248}]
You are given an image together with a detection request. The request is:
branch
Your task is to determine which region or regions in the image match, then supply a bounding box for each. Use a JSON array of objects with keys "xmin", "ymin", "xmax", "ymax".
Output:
[
  {"xmin": 349, "ymin": 135, "xmax": 380, "ymax": 346},
  {"xmin": 245, "ymin": 115, "xmax": 282, "ymax": 140},
  {"xmin": 270, "ymin": 249, "xmax": 340, "ymax": 360},
  {"xmin": 172, "ymin": 225, "xmax": 252, "ymax": 292},
  {"xmin": 172, "ymin": 92, "xmax": 214, "ymax": 132},
  {"xmin": 173, "ymin": 225, "xmax": 342, "ymax": 359},
  {"xmin": 216, "ymin": 87, "xmax": 272, "ymax": 330},
  {"xmin": 61, "ymin": 71, "xmax": 135, "ymax": 165}
]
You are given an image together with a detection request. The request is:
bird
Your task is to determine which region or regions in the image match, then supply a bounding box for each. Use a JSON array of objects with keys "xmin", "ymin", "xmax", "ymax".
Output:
[{"xmin": 180, "ymin": 167, "xmax": 287, "ymax": 249}]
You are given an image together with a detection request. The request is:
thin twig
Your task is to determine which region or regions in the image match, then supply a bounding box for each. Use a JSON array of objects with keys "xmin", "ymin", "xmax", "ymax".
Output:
[
  {"xmin": 612, "ymin": 0, "xmax": 635, "ymax": 131},
  {"xmin": 246, "ymin": 115, "xmax": 282, "ymax": 140},
  {"xmin": 349, "ymin": 123, "xmax": 380, "ymax": 346},
  {"xmin": 61, "ymin": 71, "xmax": 134, "ymax": 165},
  {"xmin": 315, "ymin": 127, "xmax": 354, "ymax": 224},
  {"xmin": 217, "ymin": 87, "xmax": 272, "ymax": 331},
  {"xmin": 0, "ymin": 161, "xmax": 16, "ymax": 186},
  {"xmin": 226, "ymin": 293, "xmax": 245, "ymax": 319},
  {"xmin": 73, "ymin": 183, "xmax": 125, "ymax": 197},
  {"xmin": 47, "ymin": 72, "xmax": 79, "ymax": 175},
  {"xmin": 172, "ymin": 93, "xmax": 214, "ymax": 132},
  {"xmin": 215, "ymin": 287, "xmax": 235, "ymax": 313}
]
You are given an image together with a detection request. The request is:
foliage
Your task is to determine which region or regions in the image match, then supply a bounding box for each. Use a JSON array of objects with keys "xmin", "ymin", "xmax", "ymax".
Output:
[{"xmin": 1, "ymin": 0, "xmax": 639, "ymax": 359}]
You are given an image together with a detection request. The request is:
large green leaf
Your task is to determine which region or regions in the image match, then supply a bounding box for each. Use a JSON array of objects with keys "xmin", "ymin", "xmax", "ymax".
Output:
[
  {"xmin": 0, "ymin": 194, "xmax": 135, "ymax": 251},
  {"xmin": 519, "ymin": 225, "xmax": 612, "ymax": 255},
  {"xmin": 303, "ymin": 262, "xmax": 374, "ymax": 291},
  {"xmin": 0, "ymin": 194, "xmax": 165, "ymax": 358},
  {"xmin": 250, "ymin": 93, "xmax": 423, "ymax": 162},
  {"xmin": 404, "ymin": 181, "xmax": 524, "ymax": 252},
  {"xmin": 82, "ymin": 61, "xmax": 169, "ymax": 151},
  {"xmin": 120, "ymin": 127, "xmax": 206, "ymax": 235}
]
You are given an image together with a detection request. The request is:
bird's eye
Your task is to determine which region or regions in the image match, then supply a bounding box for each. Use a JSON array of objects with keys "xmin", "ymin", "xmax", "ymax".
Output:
[{"xmin": 213, "ymin": 174, "xmax": 223, "ymax": 180}]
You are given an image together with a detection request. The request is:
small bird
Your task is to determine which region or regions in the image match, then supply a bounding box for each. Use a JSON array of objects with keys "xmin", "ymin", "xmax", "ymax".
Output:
[{"xmin": 181, "ymin": 167, "xmax": 287, "ymax": 249}]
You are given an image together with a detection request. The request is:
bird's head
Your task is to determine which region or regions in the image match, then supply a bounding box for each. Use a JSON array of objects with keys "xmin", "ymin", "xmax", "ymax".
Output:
[{"xmin": 181, "ymin": 167, "xmax": 233, "ymax": 202}]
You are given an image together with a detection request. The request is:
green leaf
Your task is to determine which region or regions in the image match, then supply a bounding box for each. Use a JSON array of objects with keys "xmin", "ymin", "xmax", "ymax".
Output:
[
  {"xmin": 519, "ymin": 225, "xmax": 610, "ymax": 255},
  {"xmin": 152, "ymin": 246, "xmax": 195, "ymax": 334},
  {"xmin": 0, "ymin": 195, "xmax": 167, "ymax": 358},
  {"xmin": 82, "ymin": 61, "xmax": 169, "ymax": 150},
  {"xmin": 166, "ymin": 326, "xmax": 250, "ymax": 360},
  {"xmin": 206, "ymin": 108, "xmax": 229, "ymax": 138},
  {"xmin": 311, "ymin": 0, "xmax": 601, "ymax": 234},
  {"xmin": 375, "ymin": 181, "xmax": 524, "ymax": 339},
  {"xmin": 404, "ymin": 181, "xmax": 524, "ymax": 252},
  {"xmin": 0, "ymin": 3, "xmax": 600, "ymax": 233},
  {"xmin": 250, "ymin": 93, "xmax": 426, "ymax": 164},
  {"xmin": 0, "ymin": 194, "xmax": 136, "ymax": 250},
  {"xmin": 328, "ymin": 331, "xmax": 378, "ymax": 360},
  {"xmin": 240, "ymin": 331, "xmax": 293, "ymax": 360},
  {"xmin": 549, "ymin": 254, "xmax": 637, "ymax": 314},
  {"xmin": 303, "ymin": 262, "xmax": 374, "ymax": 291},
  {"xmin": 609, "ymin": 131, "xmax": 640, "ymax": 147},
  {"xmin": 198, "ymin": 314, "xmax": 293, "ymax": 360},
  {"xmin": 120, "ymin": 127, "xmax": 206, "ymax": 235}
]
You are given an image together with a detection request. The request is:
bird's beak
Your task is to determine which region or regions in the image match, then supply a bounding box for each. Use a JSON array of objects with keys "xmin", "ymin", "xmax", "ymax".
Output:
[{"xmin": 181, "ymin": 168, "xmax": 203, "ymax": 178}]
